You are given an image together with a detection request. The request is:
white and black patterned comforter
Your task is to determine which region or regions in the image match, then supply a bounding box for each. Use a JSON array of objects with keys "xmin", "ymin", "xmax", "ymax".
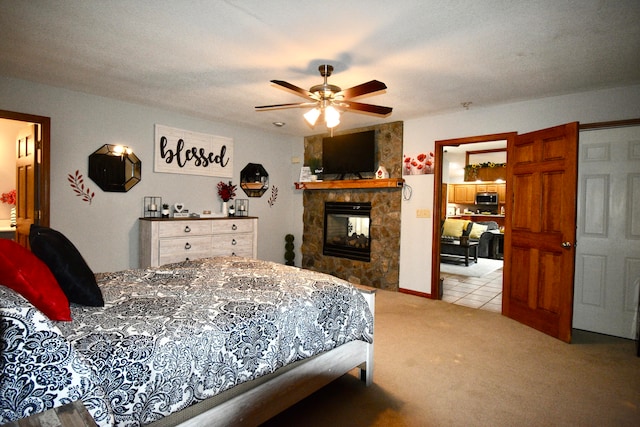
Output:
[{"xmin": 0, "ymin": 257, "xmax": 374, "ymax": 426}]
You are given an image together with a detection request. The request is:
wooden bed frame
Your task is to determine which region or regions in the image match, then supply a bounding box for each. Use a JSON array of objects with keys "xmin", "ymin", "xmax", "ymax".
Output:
[{"xmin": 149, "ymin": 286, "xmax": 376, "ymax": 427}]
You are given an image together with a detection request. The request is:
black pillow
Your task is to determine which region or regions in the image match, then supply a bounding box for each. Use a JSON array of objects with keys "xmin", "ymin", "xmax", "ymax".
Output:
[{"xmin": 29, "ymin": 225, "xmax": 104, "ymax": 307}]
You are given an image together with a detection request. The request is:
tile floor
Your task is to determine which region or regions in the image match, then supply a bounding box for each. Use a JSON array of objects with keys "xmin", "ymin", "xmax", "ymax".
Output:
[{"xmin": 441, "ymin": 266, "xmax": 503, "ymax": 312}]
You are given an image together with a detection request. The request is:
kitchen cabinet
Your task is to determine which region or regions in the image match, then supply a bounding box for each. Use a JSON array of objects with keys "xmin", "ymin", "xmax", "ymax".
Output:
[
  {"xmin": 476, "ymin": 183, "xmax": 499, "ymax": 193},
  {"xmin": 449, "ymin": 183, "xmax": 507, "ymax": 206},
  {"xmin": 497, "ymin": 183, "xmax": 506, "ymax": 204},
  {"xmin": 452, "ymin": 184, "xmax": 477, "ymax": 204}
]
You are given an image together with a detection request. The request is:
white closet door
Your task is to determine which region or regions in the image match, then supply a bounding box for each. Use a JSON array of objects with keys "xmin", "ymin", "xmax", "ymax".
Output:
[{"xmin": 573, "ymin": 126, "xmax": 640, "ymax": 339}]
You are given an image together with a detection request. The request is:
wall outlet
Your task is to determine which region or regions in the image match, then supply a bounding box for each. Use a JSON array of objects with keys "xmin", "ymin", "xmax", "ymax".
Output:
[{"xmin": 416, "ymin": 209, "xmax": 431, "ymax": 218}]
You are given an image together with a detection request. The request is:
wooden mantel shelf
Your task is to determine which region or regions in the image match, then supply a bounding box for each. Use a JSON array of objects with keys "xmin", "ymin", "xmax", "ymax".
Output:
[{"xmin": 294, "ymin": 178, "xmax": 404, "ymax": 190}]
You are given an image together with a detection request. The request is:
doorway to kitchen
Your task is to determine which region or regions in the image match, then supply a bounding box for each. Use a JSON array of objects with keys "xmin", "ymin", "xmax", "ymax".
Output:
[{"xmin": 432, "ymin": 132, "xmax": 514, "ymax": 313}]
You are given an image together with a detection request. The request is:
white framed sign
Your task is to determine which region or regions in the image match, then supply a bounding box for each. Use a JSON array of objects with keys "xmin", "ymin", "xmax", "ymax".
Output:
[{"xmin": 154, "ymin": 124, "xmax": 233, "ymax": 178}]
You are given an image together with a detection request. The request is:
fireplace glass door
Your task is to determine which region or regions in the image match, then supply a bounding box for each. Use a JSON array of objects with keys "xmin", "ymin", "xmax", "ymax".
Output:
[{"xmin": 323, "ymin": 202, "xmax": 372, "ymax": 262}]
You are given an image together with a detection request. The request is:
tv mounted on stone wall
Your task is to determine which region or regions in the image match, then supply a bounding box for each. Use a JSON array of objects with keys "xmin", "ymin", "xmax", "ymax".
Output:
[{"xmin": 322, "ymin": 130, "xmax": 376, "ymax": 179}]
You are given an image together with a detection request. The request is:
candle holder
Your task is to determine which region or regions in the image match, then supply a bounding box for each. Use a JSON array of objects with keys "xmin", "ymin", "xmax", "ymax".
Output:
[
  {"xmin": 143, "ymin": 196, "xmax": 162, "ymax": 218},
  {"xmin": 235, "ymin": 199, "xmax": 248, "ymax": 217}
]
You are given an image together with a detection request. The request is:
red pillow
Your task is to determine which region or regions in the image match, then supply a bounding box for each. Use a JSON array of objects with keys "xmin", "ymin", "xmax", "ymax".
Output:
[{"xmin": 0, "ymin": 239, "xmax": 71, "ymax": 321}]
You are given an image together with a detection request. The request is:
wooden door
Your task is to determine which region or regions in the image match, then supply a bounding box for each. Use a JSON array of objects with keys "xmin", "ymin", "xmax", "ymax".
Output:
[
  {"xmin": 15, "ymin": 124, "xmax": 38, "ymax": 248},
  {"xmin": 573, "ymin": 125, "xmax": 640, "ymax": 339},
  {"xmin": 441, "ymin": 183, "xmax": 448, "ymax": 220},
  {"xmin": 503, "ymin": 122, "xmax": 578, "ymax": 342}
]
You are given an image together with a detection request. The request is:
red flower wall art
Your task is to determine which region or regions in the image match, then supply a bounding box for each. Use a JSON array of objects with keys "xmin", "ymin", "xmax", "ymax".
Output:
[{"xmin": 403, "ymin": 152, "xmax": 435, "ymax": 175}]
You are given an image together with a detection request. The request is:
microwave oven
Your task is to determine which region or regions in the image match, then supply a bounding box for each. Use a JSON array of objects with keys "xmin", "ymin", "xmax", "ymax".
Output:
[{"xmin": 475, "ymin": 192, "xmax": 498, "ymax": 205}]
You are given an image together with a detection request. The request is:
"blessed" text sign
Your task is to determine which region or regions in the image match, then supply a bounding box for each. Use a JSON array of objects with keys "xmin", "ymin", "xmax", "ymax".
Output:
[{"xmin": 154, "ymin": 124, "xmax": 233, "ymax": 178}]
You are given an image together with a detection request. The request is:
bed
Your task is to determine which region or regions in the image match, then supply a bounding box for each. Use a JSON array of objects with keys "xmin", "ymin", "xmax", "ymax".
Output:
[{"xmin": 0, "ymin": 249, "xmax": 374, "ymax": 427}]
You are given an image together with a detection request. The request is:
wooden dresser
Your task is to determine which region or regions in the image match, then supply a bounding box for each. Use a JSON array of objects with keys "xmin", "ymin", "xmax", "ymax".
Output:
[{"xmin": 139, "ymin": 217, "xmax": 258, "ymax": 268}]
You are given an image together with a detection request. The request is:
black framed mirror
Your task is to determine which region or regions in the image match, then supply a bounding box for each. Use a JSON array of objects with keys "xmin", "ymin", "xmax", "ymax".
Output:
[
  {"xmin": 240, "ymin": 163, "xmax": 268, "ymax": 197},
  {"xmin": 88, "ymin": 144, "xmax": 141, "ymax": 192}
]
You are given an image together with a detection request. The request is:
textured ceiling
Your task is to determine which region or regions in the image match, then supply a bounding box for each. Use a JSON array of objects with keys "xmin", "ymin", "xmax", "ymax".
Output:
[{"xmin": 1, "ymin": 0, "xmax": 639, "ymax": 136}]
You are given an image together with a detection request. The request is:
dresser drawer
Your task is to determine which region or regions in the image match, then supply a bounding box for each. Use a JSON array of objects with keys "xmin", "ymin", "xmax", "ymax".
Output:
[
  {"xmin": 140, "ymin": 217, "xmax": 257, "ymax": 268},
  {"xmin": 211, "ymin": 234, "xmax": 254, "ymax": 257},
  {"xmin": 159, "ymin": 251, "xmax": 211, "ymax": 265},
  {"xmin": 159, "ymin": 236, "xmax": 212, "ymax": 264},
  {"xmin": 158, "ymin": 220, "xmax": 212, "ymax": 237},
  {"xmin": 211, "ymin": 219, "xmax": 254, "ymax": 234}
]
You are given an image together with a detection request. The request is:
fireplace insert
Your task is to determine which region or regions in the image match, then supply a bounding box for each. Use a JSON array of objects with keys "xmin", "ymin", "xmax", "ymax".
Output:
[{"xmin": 323, "ymin": 202, "xmax": 372, "ymax": 262}]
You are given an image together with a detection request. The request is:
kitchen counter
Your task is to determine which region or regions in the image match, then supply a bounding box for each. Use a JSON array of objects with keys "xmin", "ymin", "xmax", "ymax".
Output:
[
  {"xmin": 448, "ymin": 214, "xmax": 505, "ymax": 227},
  {"xmin": 449, "ymin": 214, "xmax": 504, "ymax": 219}
]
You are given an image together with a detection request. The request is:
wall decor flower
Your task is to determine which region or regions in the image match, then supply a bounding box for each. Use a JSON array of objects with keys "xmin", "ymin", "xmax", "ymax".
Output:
[
  {"xmin": 217, "ymin": 181, "xmax": 237, "ymax": 202},
  {"xmin": 267, "ymin": 185, "xmax": 278, "ymax": 207},
  {"xmin": 68, "ymin": 170, "xmax": 95, "ymax": 204},
  {"xmin": 403, "ymin": 152, "xmax": 435, "ymax": 175}
]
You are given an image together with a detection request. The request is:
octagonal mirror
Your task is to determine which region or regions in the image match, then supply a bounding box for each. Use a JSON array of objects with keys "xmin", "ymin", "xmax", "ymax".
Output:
[
  {"xmin": 88, "ymin": 144, "xmax": 141, "ymax": 192},
  {"xmin": 240, "ymin": 163, "xmax": 268, "ymax": 197}
]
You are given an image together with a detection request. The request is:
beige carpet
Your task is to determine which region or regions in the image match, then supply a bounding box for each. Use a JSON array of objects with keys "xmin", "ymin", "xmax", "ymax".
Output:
[{"xmin": 261, "ymin": 290, "xmax": 639, "ymax": 427}]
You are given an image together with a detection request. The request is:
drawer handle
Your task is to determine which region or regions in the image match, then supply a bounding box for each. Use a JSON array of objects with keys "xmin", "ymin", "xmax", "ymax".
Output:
[
  {"xmin": 231, "ymin": 252, "xmax": 236, "ymax": 256},
  {"xmin": 185, "ymin": 257, "xmax": 190, "ymax": 261},
  {"xmin": 185, "ymin": 242, "xmax": 191, "ymax": 250},
  {"xmin": 231, "ymin": 239, "xmax": 237, "ymax": 245},
  {"xmin": 231, "ymin": 224, "xmax": 237, "ymax": 231},
  {"xmin": 184, "ymin": 226, "xmax": 191, "ymax": 233}
]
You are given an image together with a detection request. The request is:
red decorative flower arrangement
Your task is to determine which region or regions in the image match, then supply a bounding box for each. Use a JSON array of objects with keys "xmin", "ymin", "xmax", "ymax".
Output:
[
  {"xmin": 1, "ymin": 189, "xmax": 16, "ymax": 205},
  {"xmin": 217, "ymin": 181, "xmax": 237, "ymax": 202}
]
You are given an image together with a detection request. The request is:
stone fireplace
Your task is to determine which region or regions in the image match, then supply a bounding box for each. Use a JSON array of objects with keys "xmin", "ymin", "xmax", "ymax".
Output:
[
  {"xmin": 324, "ymin": 202, "xmax": 372, "ymax": 262},
  {"xmin": 301, "ymin": 121, "xmax": 403, "ymax": 291}
]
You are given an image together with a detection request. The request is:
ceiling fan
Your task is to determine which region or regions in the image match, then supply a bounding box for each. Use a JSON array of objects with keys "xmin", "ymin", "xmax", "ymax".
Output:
[{"xmin": 255, "ymin": 64, "xmax": 392, "ymax": 129}]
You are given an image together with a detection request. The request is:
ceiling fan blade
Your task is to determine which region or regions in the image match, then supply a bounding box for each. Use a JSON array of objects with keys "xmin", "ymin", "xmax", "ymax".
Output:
[
  {"xmin": 271, "ymin": 80, "xmax": 316, "ymax": 99},
  {"xmin": 338, "ymin": 100, "xmax": 393, "ymax": 116},
  {"xmin": 255, "ymin": 102, "xmax": 317, "ymax": 110},
  {"xmin": 337, "ymin": 80, "xmax": 387, "ymax": 99}
]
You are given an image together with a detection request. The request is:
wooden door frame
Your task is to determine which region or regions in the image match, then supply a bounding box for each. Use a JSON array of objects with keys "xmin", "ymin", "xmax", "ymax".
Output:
[
  {"xmin": 431, "ymin": 132, "xmax": 517, "ymax": 299},
  {"xmin": 1, "ymin": 109, "xmax": 50, "ymax": 229}
]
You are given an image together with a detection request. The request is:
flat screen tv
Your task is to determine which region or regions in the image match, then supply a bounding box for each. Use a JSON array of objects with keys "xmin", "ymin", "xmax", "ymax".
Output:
[{"xmin": 322, "ymin": 130, "xmax": 376, "ymax": 178}]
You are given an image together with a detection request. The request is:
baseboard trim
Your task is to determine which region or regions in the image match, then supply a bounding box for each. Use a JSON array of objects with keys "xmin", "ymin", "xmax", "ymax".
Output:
[{"xmin": 398, "ymin": 288, "xmax": 433, "ymax": 299}]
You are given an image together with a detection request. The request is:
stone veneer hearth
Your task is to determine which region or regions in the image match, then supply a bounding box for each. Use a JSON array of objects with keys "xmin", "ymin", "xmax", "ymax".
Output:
[{"xmin": 301, "ymin": 121, "xmax": 403, "ymax": 291}]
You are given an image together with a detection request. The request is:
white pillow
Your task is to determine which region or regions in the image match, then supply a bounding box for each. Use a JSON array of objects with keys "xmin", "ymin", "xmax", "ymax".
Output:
[{"xmin": 469, "ymin": 223, "xmax": 488, "ymax": 239}]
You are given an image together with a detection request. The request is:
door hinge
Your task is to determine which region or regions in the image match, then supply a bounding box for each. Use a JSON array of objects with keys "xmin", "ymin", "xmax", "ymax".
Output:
[{"xmin": 36, "ymin": 210, "xmax": 42, "ymax": 220}]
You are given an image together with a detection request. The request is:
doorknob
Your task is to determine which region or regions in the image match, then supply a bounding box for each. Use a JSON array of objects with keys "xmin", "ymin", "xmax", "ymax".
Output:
[{"xmin": 561, "ymin": 241, "xmax": 572, "ymax": 249}]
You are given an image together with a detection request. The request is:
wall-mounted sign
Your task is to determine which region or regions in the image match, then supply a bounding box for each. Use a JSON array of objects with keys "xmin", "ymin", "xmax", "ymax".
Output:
[{"xmin": 154, "ymin": 124, "xmax": 233, "ymax": 178}]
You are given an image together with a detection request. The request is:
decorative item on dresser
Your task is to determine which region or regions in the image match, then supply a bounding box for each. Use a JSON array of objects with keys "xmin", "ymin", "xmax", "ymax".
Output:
[
  {"xmin": 138, "ymin": 217, "xmax": 258, "ymax": 268},
  {"xmin": 235, "ymin": 198, "xmax": 249, "ymax": 216},
  {"xmin": 143, "ymin": 196, "xmax": 162, "ymax": 218}
]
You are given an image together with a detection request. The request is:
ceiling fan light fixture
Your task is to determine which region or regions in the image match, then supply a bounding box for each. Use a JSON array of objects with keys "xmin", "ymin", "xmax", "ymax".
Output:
[
  {"xmin": 324, "ymin": 105, "xmax": 340, "ymax": 128},
  {"xmin": 304, "ymin": 107, "xmax": 321, "ymax": 126},
  {"xmin": 255, "ymin": 64, "xmax": 391, "ymax": 130}
]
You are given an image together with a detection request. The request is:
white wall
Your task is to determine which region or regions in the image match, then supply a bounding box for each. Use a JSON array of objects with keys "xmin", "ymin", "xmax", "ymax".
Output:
[
  {"xmin": 400, "ymin": 84, "xmax": 640, "ymax": 294},
  {"xmin": 3, "ymin": 75, "xmax": 639, "ymax": 286},
  {"xmin": 0, "ymin": 76, "xmax": 303, "ymax": 273}
]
